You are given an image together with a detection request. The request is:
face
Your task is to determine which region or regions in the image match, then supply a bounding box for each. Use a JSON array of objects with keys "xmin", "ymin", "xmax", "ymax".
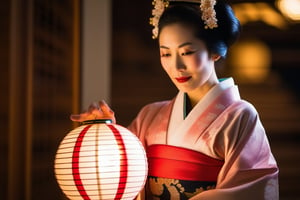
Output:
[{"xmin": 159, "ymin": 23, "xmax": 219, "ymax": 96}]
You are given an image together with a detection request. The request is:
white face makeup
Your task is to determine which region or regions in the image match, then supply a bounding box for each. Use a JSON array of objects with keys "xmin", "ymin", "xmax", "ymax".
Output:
[{"xmin": 159, "ymin": 23, "xmax": 219, "ymax": 100}]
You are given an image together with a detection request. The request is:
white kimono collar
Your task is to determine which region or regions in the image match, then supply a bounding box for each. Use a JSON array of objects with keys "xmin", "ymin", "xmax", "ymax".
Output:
[{"xmin": 167, "ymin": 77, "xmax": 240, "ymax": 145}]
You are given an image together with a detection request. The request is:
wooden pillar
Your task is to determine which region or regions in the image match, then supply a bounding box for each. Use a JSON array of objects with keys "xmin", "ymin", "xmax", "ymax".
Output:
[{"xmin": 8, "ymin": 0, "xmax": 33, "ymax": 199}]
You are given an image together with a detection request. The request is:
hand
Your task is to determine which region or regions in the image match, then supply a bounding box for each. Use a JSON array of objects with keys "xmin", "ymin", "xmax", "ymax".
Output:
[{"xmin": 70, "ymin": 100, "xmax": 116, "ymax": 123}]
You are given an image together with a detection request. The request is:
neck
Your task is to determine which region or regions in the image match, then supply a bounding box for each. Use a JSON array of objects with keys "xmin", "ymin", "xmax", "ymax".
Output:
[{"xmin": 187, "ymin": 78, "xmax": 218, "ymax": 108}]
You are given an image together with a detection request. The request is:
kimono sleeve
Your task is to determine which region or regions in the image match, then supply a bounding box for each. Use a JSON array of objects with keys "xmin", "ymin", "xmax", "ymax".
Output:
[
  {"xmin": 191, "ymin": 101, "xmax": 279, "ymax": 200},
  {"xmin": 126, "ymin": 104, "xmax": 150, "ymax": 147},
  {"xmin": 127, "ymin": 101, "xmax": 170, "ymax": 147}
]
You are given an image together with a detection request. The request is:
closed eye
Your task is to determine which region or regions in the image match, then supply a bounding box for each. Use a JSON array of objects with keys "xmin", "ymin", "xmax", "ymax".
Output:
[
  {"xmin": 181, "ymin": 51, "xmax": 195, "ymax": 56},
  {"xmin": 161, "ymin": 53, "xmax": 171, "ymax": 57}
]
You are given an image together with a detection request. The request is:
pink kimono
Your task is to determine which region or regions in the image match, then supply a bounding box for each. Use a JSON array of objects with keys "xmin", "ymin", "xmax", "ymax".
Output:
[{"xmin": 128, "ymin": 78, "xmax": 279, "ymax": 200}]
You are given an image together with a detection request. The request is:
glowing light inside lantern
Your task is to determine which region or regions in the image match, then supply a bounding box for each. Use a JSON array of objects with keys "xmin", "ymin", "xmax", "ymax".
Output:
[
  {"xmin": 55, "ymin": 121, "xmax": 148, "ymax": 200},
  {"xmin": 277, "ymin": 0, "xmax": 300, "ymax": 21}
]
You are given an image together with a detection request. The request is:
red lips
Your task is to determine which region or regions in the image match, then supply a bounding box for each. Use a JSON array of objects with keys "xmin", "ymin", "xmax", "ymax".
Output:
[{"xmin": 175, "ymin": 76, "xmax": 191, "ymax": 83}]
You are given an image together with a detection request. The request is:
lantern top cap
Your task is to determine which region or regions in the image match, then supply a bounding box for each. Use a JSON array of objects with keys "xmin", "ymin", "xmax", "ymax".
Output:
[{"xmin": 81, "ymin": 119, "xmax": 113, "ymax": 125}]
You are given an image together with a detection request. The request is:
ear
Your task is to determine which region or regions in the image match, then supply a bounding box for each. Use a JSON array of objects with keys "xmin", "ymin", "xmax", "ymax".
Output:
[{"xmin": 212, "ymin": 54, "xmax": 221, "ymax": 61}]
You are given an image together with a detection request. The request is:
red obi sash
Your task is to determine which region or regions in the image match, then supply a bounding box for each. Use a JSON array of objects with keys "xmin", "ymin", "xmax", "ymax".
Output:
[{"xmin": 147, "ymin": 144, "xmax": 224, "ymax": 182}]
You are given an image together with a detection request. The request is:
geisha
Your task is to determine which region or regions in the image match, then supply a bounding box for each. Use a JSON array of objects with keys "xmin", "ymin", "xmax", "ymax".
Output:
[{"xmin": 71, "ymin": 0, "xmax": 279, "ymax": 199}]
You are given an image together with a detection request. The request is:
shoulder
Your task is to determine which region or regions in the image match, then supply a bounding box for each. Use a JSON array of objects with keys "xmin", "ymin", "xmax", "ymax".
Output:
[
  {"xmin": 215, "ymin": 100, "xmax": 266, "ymax": 154},
  {"xmin": 227, "ymin": 100, "xmax": 259, "ymax": 119},
  {"xmin": 218, "ymin": 100, "xmax": 263, "ymax": 136},
  {"xmin": 142, "ymin": 100, "xmax": 171, "ymax": 110},
  {"xmin": 225, "ymin": 100, "xmax": 266, "ymax": 138},
  {"xmin": 139, "ymin": 100, "xmax": 172, "ymax": 116},
  {"xmin": 127, "ymin": 100, "xmax": 172, "ymax": 136}
]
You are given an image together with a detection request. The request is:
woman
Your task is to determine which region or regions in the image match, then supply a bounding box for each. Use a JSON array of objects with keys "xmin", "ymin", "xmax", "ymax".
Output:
[{"xmin": 71, "ymin": 0, "xmax": 279, "ymax": 199}]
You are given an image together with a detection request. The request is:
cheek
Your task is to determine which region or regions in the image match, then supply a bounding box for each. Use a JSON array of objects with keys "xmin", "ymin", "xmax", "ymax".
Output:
[
  {"xmin": 160, "ymin": 58, "xmax": 170, "ymax": 73},
  {"xmin": 191, "ymin": 53, "xmax": 207, "ymax": 70},
  {"xmin": 185, "ymin": 56, "xmax": 202, "ymax": 70}
]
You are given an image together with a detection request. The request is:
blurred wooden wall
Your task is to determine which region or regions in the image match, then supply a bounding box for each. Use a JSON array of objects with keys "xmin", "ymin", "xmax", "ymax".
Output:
[{"xmin": 0, "ymin": 0, "xmax": 80, "ymax": 199}]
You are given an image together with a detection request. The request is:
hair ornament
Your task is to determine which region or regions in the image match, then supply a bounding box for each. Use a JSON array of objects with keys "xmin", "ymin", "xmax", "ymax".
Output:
[
  {"xmin": 200, "ymin": 0, "xmax": 218, "ymax": 29},
  {"xmin": 149, "ymin": 0, "xmax": 169, "ymax": 39},
  {"xmin": 150, "ymin": 0, "xmax": 218, "ymax": 39}
]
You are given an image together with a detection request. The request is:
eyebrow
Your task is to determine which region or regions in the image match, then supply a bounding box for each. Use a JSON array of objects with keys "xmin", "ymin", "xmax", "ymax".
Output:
[{"xmin": 160, "ymin": 42, "xmax": 193, "ymax": 49}]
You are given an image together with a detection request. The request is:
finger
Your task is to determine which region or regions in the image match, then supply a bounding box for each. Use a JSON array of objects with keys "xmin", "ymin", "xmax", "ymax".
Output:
[
  {"xmin": 99, "ymin": 100, "xmax": 114, "ymax": 115},
  {"xmin": 71, "ymin": 112, "xmax": 99, "ymax": 122},
  {"xmin": 88, "ymin": 102, "xmax": 99, "ymax": 113},
  {"xmin": 98, "ymin": 100, "xmax": 116, "ymax": 123},
  {"xmin": 70, "ymin": 114, "xmax": 84, "ymax": 122}
]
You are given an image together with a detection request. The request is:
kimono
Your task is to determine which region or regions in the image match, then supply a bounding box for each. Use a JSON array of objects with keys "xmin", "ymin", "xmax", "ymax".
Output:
[{"xmin": 128, "ymin": 78, "xmax": 279, "ymax": 200}]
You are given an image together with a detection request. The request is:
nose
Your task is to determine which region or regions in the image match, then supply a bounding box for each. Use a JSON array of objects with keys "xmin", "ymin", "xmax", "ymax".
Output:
[{"xmin": 174, "ymin": 54, "xmax": 186, "ymax": 71}]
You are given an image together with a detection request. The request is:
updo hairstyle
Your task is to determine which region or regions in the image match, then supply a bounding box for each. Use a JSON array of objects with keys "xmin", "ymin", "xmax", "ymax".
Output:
[{"xmin": 158, "ymin": 0, "xmax": 241, "ymax": 57}]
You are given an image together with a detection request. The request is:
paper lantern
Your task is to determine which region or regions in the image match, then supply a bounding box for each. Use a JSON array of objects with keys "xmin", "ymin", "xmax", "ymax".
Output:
[{"xmin": 54, "ymin": 119, "xmax": 148, "ymax": 200}]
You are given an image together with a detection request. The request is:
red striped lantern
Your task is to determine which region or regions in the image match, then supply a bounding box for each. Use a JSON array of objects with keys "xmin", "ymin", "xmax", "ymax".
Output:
[{"xmin": 54, "ymin": 119, "xmax": 148, "ymax": 200}]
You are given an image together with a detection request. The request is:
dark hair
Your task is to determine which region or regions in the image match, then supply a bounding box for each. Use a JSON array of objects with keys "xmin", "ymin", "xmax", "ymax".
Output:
[{"xmin": 158, "ymin": 0, "xmax": 241, "ymax": 57}]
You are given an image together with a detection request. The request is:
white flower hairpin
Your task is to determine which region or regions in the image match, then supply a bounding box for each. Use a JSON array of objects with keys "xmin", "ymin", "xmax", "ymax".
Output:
[
  {"xmin": 200, "ymin": 0, "xmax": 218, "ymax": 29},
  {"xmin": 149, "ymin": 0, "xmax": 218, "ymax": 39},
  {"xmin": 149, "ymin": 0, "xmax": 169, "ymax": 39}
]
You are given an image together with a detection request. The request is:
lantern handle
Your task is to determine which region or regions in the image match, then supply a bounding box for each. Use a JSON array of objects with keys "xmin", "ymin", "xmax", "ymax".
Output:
[{"xmin": 81, "ymin": 119, "xmax": 113, "ymax": 125}]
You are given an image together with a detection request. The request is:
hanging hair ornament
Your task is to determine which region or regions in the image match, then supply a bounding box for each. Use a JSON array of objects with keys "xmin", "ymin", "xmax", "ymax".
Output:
[
  {"xmin": 149, "ymin": 0, "xmax": 169, "ymax": 39},
  {"xmin": 200, "ymin": 0, "xmax": 218, "ymax": 29},
  {"xmin": 149, "ymin": 0, "xmax": 218, "ymax": 39}
]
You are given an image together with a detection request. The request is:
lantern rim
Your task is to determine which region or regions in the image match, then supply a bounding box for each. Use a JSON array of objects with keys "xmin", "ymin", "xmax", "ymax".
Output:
[{"xmin": 81, "ymin": 119, "xmax": 113, "ymax": 125}]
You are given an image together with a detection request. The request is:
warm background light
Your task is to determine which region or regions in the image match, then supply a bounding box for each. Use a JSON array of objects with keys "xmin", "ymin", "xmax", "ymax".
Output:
[
  {"xmin": 228, "ymin": 39, "xmax": 271, "ymax": 83},
  {"xmin": 232, "ymin": 2, "xmax": 287, "ymax": 29},
  {"xmin": 276, "ymin": 0, "xmax": 300, "ymax": 21}
]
